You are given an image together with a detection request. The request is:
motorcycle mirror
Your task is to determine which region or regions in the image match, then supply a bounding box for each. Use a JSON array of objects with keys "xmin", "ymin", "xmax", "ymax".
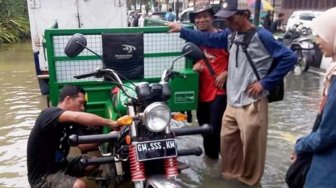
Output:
[
  {"xmin": 181, "ymin": 42, "xmax": 205, "ymax": 62},
  {"xmin": 64, "ymin": 33, "xmax": 87, "ymax": 58}
]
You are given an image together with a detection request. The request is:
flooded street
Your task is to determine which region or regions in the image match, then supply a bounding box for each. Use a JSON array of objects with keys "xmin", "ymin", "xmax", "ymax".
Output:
[
  {"xmin": 0, "ymin": 42, "xmax": 45, "ymax": 188},
  {"xmin": 175, "ymin": 71, "xmax": 323, "ymax": 188},
  {"xmin": 0, "ymin": 42, "xmax": 325, "ymax": 188}
]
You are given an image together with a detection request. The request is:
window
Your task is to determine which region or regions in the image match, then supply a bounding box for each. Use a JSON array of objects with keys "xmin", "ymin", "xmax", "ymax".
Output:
[
  {"xmin": 180, "ymin": 12, "xmax": 190, "ymax": 22},
  {"xmin": 299, "ymin": 13, "xmax": 315, "ymax": 21}
]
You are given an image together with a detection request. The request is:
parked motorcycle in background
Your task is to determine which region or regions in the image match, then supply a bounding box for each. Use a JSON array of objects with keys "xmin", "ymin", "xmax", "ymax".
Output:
[{"xmin": 282, "ymin": 23, "xmax": 315, "ymax": 75}]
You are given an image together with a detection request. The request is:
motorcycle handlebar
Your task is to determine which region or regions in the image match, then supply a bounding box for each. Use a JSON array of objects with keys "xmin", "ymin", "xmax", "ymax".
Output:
[
  {"xmin": 74, "ymin": 72, "xmax": 98, "ymax": 79},
  {"xmin": 68, "ymin": 133, "xmax": 119, "ymax": 146},
  {"xmin": 172, "ymin": 124, "xmax": 212, "ymax": 136},
  {"xmin": 161, "ymin": 70, "xmax": 185, "ymax": 82},
  {"xmin": 80, "ymin": 156, "xmax": 115, "ymax": 166},
  {"xmin": 177, "ymin": 147, "xmax": 202, "ymax": 157}
]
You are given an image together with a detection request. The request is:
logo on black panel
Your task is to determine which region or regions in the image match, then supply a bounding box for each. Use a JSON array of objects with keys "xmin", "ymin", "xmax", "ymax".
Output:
[
  {"xmin": 122, "ymin": 44, "xmax": 136, "ymax": 53},
  {"xmin": 114, "ymin": 44, "xmax": 136, "ymax": 60}
]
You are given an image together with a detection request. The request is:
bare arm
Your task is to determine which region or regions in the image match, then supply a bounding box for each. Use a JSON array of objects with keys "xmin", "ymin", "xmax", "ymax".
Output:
[
  {"xmin": 215, "ymin": 71, "xmax": 228, "ymax": 89},
  {"xmin": 166, "ymin": 22, "xmax": 229, "ymax": 49},
  {"xmin": 59, "ymin": 111, "xmax": 118, "ymax": 129}
]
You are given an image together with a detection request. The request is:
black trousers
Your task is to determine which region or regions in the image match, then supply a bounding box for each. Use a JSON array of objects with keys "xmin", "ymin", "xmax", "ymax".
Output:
[{"xmin": 197, "ymin": 94, "xmax": 227, "ymax": 159}]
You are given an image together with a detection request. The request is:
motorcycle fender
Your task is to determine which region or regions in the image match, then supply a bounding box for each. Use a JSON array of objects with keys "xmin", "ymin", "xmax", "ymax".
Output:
[
  {"xmin": 289, "ymin": 43, "xmax": 302, "ymax": 51},
  {"xmin": 145, "ymin": 175, "xmax": 182, "ymax": 188}
]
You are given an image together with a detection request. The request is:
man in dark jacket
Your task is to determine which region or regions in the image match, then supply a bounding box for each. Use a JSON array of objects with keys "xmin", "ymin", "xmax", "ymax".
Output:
[{"xmin": 167, "ymin": 0, "xmax": 296, "ymax": 185}]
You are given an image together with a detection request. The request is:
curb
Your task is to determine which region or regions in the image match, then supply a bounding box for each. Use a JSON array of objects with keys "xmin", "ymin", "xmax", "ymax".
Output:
[{"xmin": 308, "ymin": 66, "xmax": 325, "ymax": 76}]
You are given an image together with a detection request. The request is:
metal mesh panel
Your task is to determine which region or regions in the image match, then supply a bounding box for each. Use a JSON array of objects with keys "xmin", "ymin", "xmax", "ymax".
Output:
[
  {"xmin": 144, "ymin": 56, "xmax": 186, "ymax": 78},
  {"xmin": 55, "ymin": 60, "xmax": 103, "ymax": 83},
  {"xmin": 53, "ymin": 35, "xmax": 103, "ymax": 57},
  {"xmin": 144, "ymin": 33, "xmax": 185, "ymax": 53},
  {"xmin": 53, "ymin": 33, "xmax": 184, "ymax": 57},
  {"xmin": 52, "ymin": 31, "xmax": 186, "ymax": 82},
  {"xmin": 143, "ymin": 32, "xmax": 186, "ymax": 78}
]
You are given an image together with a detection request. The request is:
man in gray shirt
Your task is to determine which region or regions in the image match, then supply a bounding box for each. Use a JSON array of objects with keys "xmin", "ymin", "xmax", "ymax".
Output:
[{"xmin": 167, "ymin": 0, "xmax": 296, "ymax": 185}]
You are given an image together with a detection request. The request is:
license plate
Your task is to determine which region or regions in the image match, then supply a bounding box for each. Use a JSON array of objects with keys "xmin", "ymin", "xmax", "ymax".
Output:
[
  {"xmin": 302, "ymin": 50, "xmax": 314, "ymax": 55},
  {"xmin": 135, "ymin": 139, "xmax": 177, "ymax": 161}
]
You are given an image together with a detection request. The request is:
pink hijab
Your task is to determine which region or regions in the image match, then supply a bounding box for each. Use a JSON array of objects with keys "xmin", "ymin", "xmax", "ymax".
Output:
[
  {"xmin": 311, "ymin": 7, "xmax": 336, "ymax": 60},
  {"xmin": 312, "ymin": 7, "xmax": 336, "ymax": 95}
]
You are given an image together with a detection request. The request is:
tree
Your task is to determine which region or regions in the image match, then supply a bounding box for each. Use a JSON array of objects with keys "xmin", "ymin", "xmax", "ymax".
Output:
[{"xmin": 0, "ymin": 0, "xmax": 30, "ymax": 44}]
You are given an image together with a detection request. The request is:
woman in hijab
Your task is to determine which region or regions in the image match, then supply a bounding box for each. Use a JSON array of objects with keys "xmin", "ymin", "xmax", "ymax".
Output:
[{"xmin": 293, "ymin": 7, "xmax": 336, "ymax": 188}]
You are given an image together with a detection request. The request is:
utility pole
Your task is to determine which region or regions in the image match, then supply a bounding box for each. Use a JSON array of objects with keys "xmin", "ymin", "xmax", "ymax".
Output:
[
  {"xmin": 272, "ymin": 0, "xmax": 276, "ymax": 21},
  {"xmin": 254, "ymin": 0, "xmax": 261, "ymax": 26},
  {"xmin": 175, "ymin": 0, "xmax": 179, "ymax": 20}
]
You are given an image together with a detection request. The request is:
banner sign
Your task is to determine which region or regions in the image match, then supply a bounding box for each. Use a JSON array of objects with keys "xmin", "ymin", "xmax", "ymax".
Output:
[{"xmin": 102, "ymin": 33, "xmax": 144, "ymax": 80}]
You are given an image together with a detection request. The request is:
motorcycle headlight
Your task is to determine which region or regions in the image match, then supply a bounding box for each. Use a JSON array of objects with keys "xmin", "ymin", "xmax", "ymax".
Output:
[{"xmin": 143, "ymin": 102, "xmax": 171, "ymax": 132}]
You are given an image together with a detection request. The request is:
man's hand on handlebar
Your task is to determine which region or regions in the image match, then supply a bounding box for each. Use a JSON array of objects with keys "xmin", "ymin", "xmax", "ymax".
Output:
[{"xmin": 108, "ymin": 120, "xmax": 121, "ymax": 131}]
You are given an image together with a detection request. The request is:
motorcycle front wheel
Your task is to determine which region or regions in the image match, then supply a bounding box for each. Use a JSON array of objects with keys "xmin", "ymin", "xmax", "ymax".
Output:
[
  {"xmin": 294, "ymin": 51, "xmax": 310, "ymax": 75},
  {"xmin": 300, "ymin": 56, "xmax": 310, "ymax": 72}
]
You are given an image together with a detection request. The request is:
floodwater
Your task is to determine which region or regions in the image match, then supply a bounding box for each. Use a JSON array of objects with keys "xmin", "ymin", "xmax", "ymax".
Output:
[
  {"xmin": 0, "ymin": 42, "xmax": 324, "ymax": 188},
  {"xmin": 0, "ymin": 41, "xmax": 46, "ymax": 188}
]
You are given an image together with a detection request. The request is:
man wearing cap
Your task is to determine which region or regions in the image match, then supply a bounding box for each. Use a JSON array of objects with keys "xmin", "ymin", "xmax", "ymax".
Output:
[
  {"xmin": 189, "ymin": 3, "xmax": 229, "ymax": 160},
  {"xmin": 167, "ymin": 0, "xmax": 296, "ymax": 185}
]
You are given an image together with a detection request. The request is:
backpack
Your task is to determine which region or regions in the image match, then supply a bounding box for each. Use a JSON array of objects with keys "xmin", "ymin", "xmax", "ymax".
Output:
[{"xmin": 231, "ymin": 27, "xmax": 284, "ymax": 103}]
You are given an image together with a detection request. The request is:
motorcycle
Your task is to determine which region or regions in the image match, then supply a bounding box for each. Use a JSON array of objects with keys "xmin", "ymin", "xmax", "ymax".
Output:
[
  {"xmin": 64, "ymin": 33, "xmax": 212, "ymax": 188},
  {"xmin": 282, "ymin": 23, "xmax": 315, "ymax": 74}
]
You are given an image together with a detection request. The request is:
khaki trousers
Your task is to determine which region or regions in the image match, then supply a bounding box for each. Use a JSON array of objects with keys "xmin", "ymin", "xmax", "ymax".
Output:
[{"xmin": 220, "ymin": 98, "xmax": 268, "ymax": 185}]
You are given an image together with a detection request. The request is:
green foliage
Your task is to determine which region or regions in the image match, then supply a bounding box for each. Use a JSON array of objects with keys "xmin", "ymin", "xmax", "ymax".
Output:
[
  {"xmin": 0, "ymin": 0, "xmax": 30, "ymax": 44},
  {"xmin": 0, "ymin": 17, "xmax": 30, "ymax": 44}
]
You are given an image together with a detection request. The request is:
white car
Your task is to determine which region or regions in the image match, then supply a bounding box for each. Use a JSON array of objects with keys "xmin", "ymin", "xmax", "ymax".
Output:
[
  {"xmin": 286, "ymin": 10, "xmax": 323, "ymax": 31},
  {"xmin": 179, "ymin": 7, "xmax": 194, "ymax": 24}
]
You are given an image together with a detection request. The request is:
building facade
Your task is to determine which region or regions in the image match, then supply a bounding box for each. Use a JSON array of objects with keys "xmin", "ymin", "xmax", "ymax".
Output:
[
  {"xmin": 281, "ymin": 0, "xmax": 336, "ymax": 21},
  {"xmin": 282, "ymin": 0, "xmax": 336, "ymax": 10}
]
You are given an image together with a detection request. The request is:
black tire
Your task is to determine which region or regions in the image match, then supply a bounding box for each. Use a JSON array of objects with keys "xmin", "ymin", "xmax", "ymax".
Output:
[
  {"xmin": 302, "ymin": 55, "xmax": 314, "ymax": 72},
  {"xmin": 294, "ymin": 50, "xmax": 311, "ymax": 73},
  {"xmin": 300, "ymin": 57, "xmax": 308, "ymax": 72}
]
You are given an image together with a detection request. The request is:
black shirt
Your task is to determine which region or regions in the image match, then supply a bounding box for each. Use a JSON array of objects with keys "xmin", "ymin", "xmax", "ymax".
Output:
[
  {"xmin": 27, "ymin": 107, "xmax": 82, "ymax": 185},
  {"xmin": 263, "ymin": 15, "xmax": 272, "ymax": 31}
]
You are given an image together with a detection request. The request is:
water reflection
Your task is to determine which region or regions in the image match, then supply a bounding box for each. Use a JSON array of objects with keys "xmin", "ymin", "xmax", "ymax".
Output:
[
  {"xmin": 0, "ymin": 42, "xmax": 44, "ymax": 188},
  {"xmin": 0, "ymin": 42, "xmax": 325, "ymax": 188},
  {"xmin": 262, "ymin": 72, "xmax": 323, "ymax": 188},
  {"xmin": 176, "ymin": 72, "xmax": 324, "ymax": 188}
]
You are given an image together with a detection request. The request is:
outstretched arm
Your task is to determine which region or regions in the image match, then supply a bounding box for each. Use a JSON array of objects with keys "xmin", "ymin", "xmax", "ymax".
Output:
[
  {"xmin": 166, "ymin": 22, "xmax": 229, "ymax": 49},
  {"xmin": 59, "ymin": 111, "xmax": 119, "ymax": 130}
]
